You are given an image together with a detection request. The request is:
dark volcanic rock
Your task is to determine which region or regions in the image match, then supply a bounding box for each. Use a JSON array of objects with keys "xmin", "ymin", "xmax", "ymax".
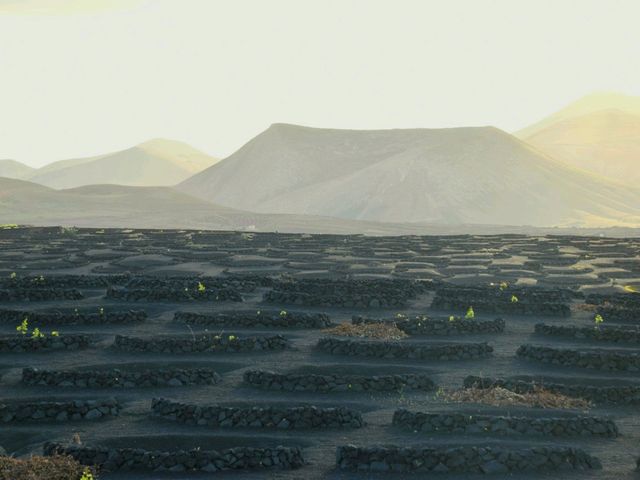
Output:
[
  {"xmin": 0, "ymin": 274, "xmax": 128, "ymax": 289},
  {"xmin": 244, "ymin": 370, "xmax": 435, "ymax": 392},
  {"xmin": 22, "ymin": 366, "xmax": 221, "ymax": 388},
  {"xmin": 0, "ymin": 308, "xmax": 146, "ymax": 325},
  {"xmin": 0, "ymin": 334, "xmax": 90, "ymax": 352},
  {"xmin": 431, "ymin": 286, "xmax": 572, "ymax": 316},
  {"xmin": 353, "ymin": 315, "xmax": 505, "ymax": 335},
  {"xmin": 44, "ymin": 443, "xmax": 305, "ymax": 472},
  {"xmin": 264, "ymin": 278, "xmax": 428, "ymax": 308},
  {"xmin": 0, "ymin": 288, "xmax": 83, "ymax": 302},
  {"xmin": 113, "ymin": 334, "xmax": 288, "ymax": 353},
  {"xmin": 317, "ymin": 338, "xmax": 493, "ymax": 360},
  {"xmin": 0, "ymin": 398, "xmax": 119, "ymax": 422},
  {"xmin": 392, "ymin": 409, "xmax": 618, "ymax": 437},
  {"xmin": 175, "ymin": 310, "xmax": 333, "ymax": 329},
  {"xmin": 516, "ymin": 344, "xmax": 640, "ymax": 371},
  {"xmin": 107, "ymin": 286, "xmax": 242, "ymax": 302},
  {"xmin": 535, "ymin": 323, "xmax": 640, "ymax": 344},
  {"xmin": 336, "ymin": 444, "xmax": 602, "ymax": 473},
  {"xmin": 464, "ymin": 376, "xmax": 640, "ymax": 405},
  {"xmin": 151, "ymin": 398, "xmax": 364, "ymax": 429}
]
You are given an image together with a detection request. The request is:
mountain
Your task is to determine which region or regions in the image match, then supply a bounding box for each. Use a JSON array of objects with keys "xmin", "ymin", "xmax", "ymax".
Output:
[
  {"xmin": 2, "ymin": 177, "xmax": 638, "ymax": 236},
  {"xmin": 0, "ymin": 177, "xmax": 427, "ymax": 235},
  {"xmin": 0, "ymin": 177, "xmax": 251, "ymax": 231},
  {"xmin": 0, "ymin": 159, "xmax": 34, "ymax": 179},
  {"xmin": 521, "ymin": 109, "xmax": 640, "ymax": 186},
  {"xmin": 515, "ymin": 92, "xmax": 640, "ymax": 139},
  {"xmin": 178, "ymin": 123, "xmax": 640, "ymax": 228},
  {"xmin": 26, "ymin": 139, "xmax": 218, "ymax": 189}
]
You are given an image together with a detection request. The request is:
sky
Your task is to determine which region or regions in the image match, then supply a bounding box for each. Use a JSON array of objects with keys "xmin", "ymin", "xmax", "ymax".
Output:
[{"xmin": 1, "ymin": 0, "xmax": 639, "ymax": 167}]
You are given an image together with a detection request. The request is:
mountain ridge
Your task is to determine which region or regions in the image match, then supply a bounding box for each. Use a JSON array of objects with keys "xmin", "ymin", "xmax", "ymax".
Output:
[
  {"xmin": 520, "ymin": 106, "xmax": 640, "ymax": 186},
  {"xmin": 515, "ymin": 92, "xmax": 640, "ymax": 138},
  {"xmin": 2, "ymin": 176, "xmax": 639, "ymax": 237},
  {"xmin": 179, "ymin": 123, "xmax": 640, "ymax": 227},
  {"xmin": 0, "ymin": 159, "xmax": 35, "ymax": 180},
  {"xmin": 24, "ymin": 138, "xmax": 219, "ymax": 189}
]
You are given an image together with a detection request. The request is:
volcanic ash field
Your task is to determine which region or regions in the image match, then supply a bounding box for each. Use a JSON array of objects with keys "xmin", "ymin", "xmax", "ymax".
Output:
[{"xmin": 0, "ymin": 227, "xmax": 639, "ymax": 479}]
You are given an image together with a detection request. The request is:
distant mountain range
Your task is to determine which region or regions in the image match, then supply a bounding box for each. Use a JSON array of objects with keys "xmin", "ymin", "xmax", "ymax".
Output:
[
  {"xmin": 0, "ymin": 177, "xmax": 479, "ymax": 235},
  {"xmin": 2, "ymin": 139, "xmax": 218, "ymax": 188},
  {"xmin": 1, "ymin": 177, "xmax": 637, "ymax": 236},
  {"xmin": 178, "ymin": 123, "xmax": 640, "ymax": 227},
  {"xmin": 1, "ymin": 93, "xmax": 639, "ymax": 232}
]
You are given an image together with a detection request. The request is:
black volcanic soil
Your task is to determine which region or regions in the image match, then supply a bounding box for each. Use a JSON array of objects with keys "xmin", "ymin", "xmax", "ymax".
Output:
[{"xmin": 0, "ymin": 227, "xmax": 639, "ymax": 479}]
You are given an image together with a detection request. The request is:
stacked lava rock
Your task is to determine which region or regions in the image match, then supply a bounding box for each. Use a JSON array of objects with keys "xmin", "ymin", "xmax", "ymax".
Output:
[
  {"xmin": 175, "ymin": 310, "xmax": 333, "ymax": 329},
  {"xmin": 264, "ymin": 278, "xmax": 428, "ymax": 308},
  {"xmin": 44, "ymin": 443, "xmax": 305, "ymax": 472},
  {"xmin": 0, "ymin": 335, "xmax": 89, "ymax": 352},
  {"xmin": 151, "ymin": 398, "xmax": 364, "ymax": 429},
  {"xmin": 352, "ymin": 316, "xmax": 505, "ymax": 335},
  {"xmin": 22, "ymin": 367, "xmax": 221, "ymax": 388},
  {"xmin": 464, "ymin": 376, "xmax": 640, "ymax": 405},
  {"xmin": 113, "ymin": 334, "xmax": 288, "ymax": 353},
  {"xmin": 1, "ymin": 398, "xmax": 119, "ymax": 422},
  {"xmin": 317, "ymin": 338, "xmax": 493, "ymax": 360},
  {"xmin": 431, "ymin": 286, "xmax": 572, "ymax": 316},
  {"xmin": 336, "ymin": 445, "xmax": 601, "ymax": 473},
  {"xmin": 244, "ymin": 370, "xmax": 435, "ymax": 392}
]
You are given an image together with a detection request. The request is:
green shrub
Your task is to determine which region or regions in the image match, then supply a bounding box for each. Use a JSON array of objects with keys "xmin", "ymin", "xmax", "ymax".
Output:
[
  {"xmin": 594, "ymin": 314, "xmax": 604, "ymax": 327},
  {"xmin": 16, "ymin": 318, "xmax": 28, "ymax": 335}
]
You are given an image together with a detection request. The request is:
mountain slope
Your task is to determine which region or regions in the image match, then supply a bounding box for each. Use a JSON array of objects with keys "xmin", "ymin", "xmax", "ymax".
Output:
[
  {"xmin": 27, "ymin": 139, "xmax": 218, "ymax": 189},
  {"xmin": 181, "ymin": 123, "xmax": 424, "ymax": 210},
  {"xmin": 0, "ymin": 177, "xmax": 236, "ymax": 227},
  {"xmin": 522, "ymin": 109, "xmax": 640, "ymax": 186},
  {"xmin": 516, "ymin": 92, "xmax": 640, "ymax": 139},
  {"xmin": 0, "ymin": 159, "xmax": 34, "ymax": 179},
  {"xmin": 179, "ymin": 123, "xmax": 640, "ymax": 227},
  {"xmin": 0, "ymin": 177, "xmax": 427, "ymax": 235},
  {"xmin": 2, "ymin": 177, "xmax": 638, "ymax": 236}
]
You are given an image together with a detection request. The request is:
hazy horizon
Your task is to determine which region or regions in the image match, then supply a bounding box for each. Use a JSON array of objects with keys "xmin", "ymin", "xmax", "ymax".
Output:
[{"xmin": 1, "ymin": 0, "xmax": 640, "ymax": 167}]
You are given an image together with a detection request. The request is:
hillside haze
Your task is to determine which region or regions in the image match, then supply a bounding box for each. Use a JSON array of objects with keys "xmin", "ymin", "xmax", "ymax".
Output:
[
  {"xmin": 515, "ymin": 92, "xmax": 640, "ymax": 186},
  {"xmin": 0, "ymin": 177, "xmax": 442, "ymax": 235},
  {"xmin": 26, "ymin": 139, "xmax": 218, "ymax": 189},
  {"xmin": 179, "ymin": 123, "xmax": 640, "ymax": 227},
  {"xmin": 0, "ymin": 159, "xmax": 34, "ymax": 179},
  {"xmin": 515, "ymin": 92, "xmax": 640, "ymax": 138},
  {"xmin": 522, "ymin": 109, "xmax": 640, "ymax": 186}
]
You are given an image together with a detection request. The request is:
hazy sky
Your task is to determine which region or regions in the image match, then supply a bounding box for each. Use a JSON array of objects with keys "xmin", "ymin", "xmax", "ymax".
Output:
[{"xmin": 1, "ymin": 0, "xmax": 639, "ymax": 167}]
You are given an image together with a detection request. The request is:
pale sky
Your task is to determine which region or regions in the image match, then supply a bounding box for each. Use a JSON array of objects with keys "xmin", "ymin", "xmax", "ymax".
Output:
[{"xmin": 1, "ymin": 0, "xmax": 639, "ymax": 167}]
